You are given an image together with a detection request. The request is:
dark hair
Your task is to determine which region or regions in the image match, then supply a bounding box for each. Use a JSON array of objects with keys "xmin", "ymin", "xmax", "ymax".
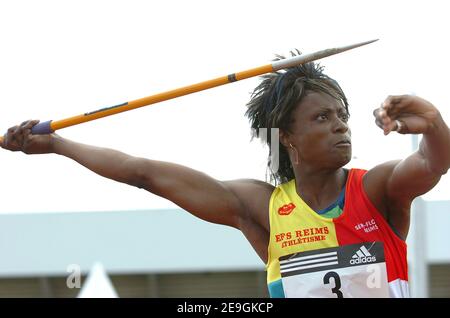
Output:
[{"xmin": 245, "ymin": 49, "xmax": 349, "ymax": 184}]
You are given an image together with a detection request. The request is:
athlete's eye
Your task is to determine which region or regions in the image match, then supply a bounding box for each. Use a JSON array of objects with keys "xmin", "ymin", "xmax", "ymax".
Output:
[
  {"xmin": 339, "ymin": 112, "xmax": 350, "ymax": 122},
  {"xmin": 317, "ymin": 113, "xmax": 328, "ymax": 121}
]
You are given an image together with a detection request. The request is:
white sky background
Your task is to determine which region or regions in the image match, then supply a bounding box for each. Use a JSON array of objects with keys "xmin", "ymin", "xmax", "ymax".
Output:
[{"xmin": 0, "ymin": 0, "xmax": 449, "ymax": 213}]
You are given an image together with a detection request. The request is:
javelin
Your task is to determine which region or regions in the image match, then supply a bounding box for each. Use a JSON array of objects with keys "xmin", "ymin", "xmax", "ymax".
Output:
[{"xmin": 0, "ymin": 39, "xmax": 377, "ymax": 144}]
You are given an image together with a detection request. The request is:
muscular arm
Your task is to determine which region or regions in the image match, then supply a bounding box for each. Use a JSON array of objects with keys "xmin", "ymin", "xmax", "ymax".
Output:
[
  {"xmin": 387, "ymin": 114, "xmax": 449, "ymax": 197},
  {"xmin": 365, "ymin": 95, "xmax": 450, "ymax": 238},
  {"xmin": 1, "ymin": 121, "xmax": 273, "ymax": 247},
  {"xmin": 53, "ymin": 136, "xmax": 274, "ymax": 260},
  {"xmin": 53, "ymin": 135, "xmax": 273, "ymax": 230}
]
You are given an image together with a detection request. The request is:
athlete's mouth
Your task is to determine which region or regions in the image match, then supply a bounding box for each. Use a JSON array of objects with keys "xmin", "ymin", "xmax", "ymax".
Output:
[{"xmin": 335, "ymin": 139, "xmax": 351, "ymax": 146}]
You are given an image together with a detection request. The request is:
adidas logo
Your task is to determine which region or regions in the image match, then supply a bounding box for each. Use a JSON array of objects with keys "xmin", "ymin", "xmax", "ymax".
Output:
[{"xmin": 350, "ymin": 245, "xmax": 376, "ymax": 265}]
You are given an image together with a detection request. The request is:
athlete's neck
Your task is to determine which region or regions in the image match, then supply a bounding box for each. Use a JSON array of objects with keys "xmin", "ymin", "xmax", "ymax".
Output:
[{"xmin": 293, "ymin": 167, "xmax": 348, "ymax": 211}]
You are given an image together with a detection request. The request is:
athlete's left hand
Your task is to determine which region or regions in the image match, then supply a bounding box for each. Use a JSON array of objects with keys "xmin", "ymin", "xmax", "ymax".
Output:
[{"xmin": 373, "ymin": 95, "xmax": 440, "ymax": 135}]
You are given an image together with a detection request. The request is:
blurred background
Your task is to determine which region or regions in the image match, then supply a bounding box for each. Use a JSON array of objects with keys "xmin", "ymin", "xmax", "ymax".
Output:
[{"xmin": 0, "ymin": 0, "xmax": 449, "ymax": 297}]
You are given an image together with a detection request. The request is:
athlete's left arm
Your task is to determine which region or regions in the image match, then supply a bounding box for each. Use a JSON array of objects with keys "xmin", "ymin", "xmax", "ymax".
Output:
[
  {"xmin": 364, "ymin": 95, "xmax": 450, "ymax": 238},
  {"xmin": 375, "ymin": 95, "xmax": 450, "ymax": 196}
]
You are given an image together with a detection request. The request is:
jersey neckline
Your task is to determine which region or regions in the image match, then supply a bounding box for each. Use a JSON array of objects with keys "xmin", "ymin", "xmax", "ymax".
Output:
[{"xmin": 290, "ymin": 168, "xmax": 352, "ymax": 223}]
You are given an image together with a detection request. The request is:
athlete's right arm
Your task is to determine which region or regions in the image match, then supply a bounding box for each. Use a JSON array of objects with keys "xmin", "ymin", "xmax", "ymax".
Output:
[{"xmin": 1, "ymin": 120, "xmax": 273, "ymax": 232}]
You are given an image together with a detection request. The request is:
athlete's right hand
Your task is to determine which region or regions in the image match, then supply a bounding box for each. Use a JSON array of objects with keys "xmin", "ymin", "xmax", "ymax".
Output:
[{"xmin": 1, "ymin": 120, "xmax": 56, "ymax": 154}]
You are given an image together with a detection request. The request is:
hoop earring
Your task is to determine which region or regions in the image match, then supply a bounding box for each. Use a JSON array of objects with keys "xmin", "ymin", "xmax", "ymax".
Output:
[{"xmin": 289, "ymin": 143, "xmax": 299, "ymax": 165}]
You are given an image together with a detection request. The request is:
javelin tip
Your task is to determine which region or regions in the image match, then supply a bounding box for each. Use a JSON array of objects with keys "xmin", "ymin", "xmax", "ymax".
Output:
[
  {"xmin": 272, "ymin": 39, "xmax": 379, "ymax": 70},
  {"xmin": 336, "ymin": 39, "xmax": 379, "ymax": 52}
]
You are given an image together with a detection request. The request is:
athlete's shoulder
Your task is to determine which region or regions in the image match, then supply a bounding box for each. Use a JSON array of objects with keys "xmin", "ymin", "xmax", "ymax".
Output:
[
  {"xmin": 362, "ymin": 161, "xmax": 401, "ymax": 189},
  {"xmin": 225, "ymin": 178, "xmax": 275, "ymax": 192},
  {"xmin": 223, "ymin": 178, "xmax": 275, "ymax": 208},
  {"xmin": 273, "ymin": 177, "xmax": 296, "ymax": 189}
]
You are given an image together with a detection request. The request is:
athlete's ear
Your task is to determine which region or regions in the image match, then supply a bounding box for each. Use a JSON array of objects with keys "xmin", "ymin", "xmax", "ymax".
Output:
[{"xmin": 279, "ymin": 129, "xmax": 291, "ymax": 148}]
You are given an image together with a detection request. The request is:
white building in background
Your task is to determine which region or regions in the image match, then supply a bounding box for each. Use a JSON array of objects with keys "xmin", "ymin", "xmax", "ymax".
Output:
[
  {"xmin": 0, "ymin": 209, "xmax": 262, "ymax": 277},
  {"xmin": 0, "ymin": 202, "xmax": 449, "ymax": 297}
]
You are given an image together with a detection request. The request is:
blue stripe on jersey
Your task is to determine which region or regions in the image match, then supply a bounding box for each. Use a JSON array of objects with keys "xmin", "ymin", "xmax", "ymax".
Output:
[
  {"xmin": 268, "ymin": 279, "xmax": 285, "ymax": 298},
  {"xmin": 317, "ymin": 187, "xmax": 345, "ymax": 215}
]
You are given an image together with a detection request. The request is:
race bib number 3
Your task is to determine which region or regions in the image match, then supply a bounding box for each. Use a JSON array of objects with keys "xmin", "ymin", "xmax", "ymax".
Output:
[{"xmin": 280, "ymin": 242, "xmax": 389, "ymax": 298}]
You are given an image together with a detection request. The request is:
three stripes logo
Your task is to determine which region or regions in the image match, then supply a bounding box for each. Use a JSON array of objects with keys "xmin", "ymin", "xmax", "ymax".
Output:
[
  {"xmin": 279, "ymin": 242, "xmax": 385, "ymax": 279},
  {"xmin": 280, "ymin": 250, "xmax": 339, "ymax": 276},
  {"xmin": 350, "ymin": 244, "xmax": 376, "ymax": 265}
]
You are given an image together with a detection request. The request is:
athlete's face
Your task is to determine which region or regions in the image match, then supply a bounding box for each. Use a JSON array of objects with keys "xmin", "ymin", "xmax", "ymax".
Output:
[{"xmin": 283, "ymin": 91, "xmax": 352, "ymax": 169}]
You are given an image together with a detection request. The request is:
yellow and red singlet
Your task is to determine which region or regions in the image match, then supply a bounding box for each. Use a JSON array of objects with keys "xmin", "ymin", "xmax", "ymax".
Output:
[{"xmin": 266, "ymin": 169, "xmax": 409, "ymax": 298}]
